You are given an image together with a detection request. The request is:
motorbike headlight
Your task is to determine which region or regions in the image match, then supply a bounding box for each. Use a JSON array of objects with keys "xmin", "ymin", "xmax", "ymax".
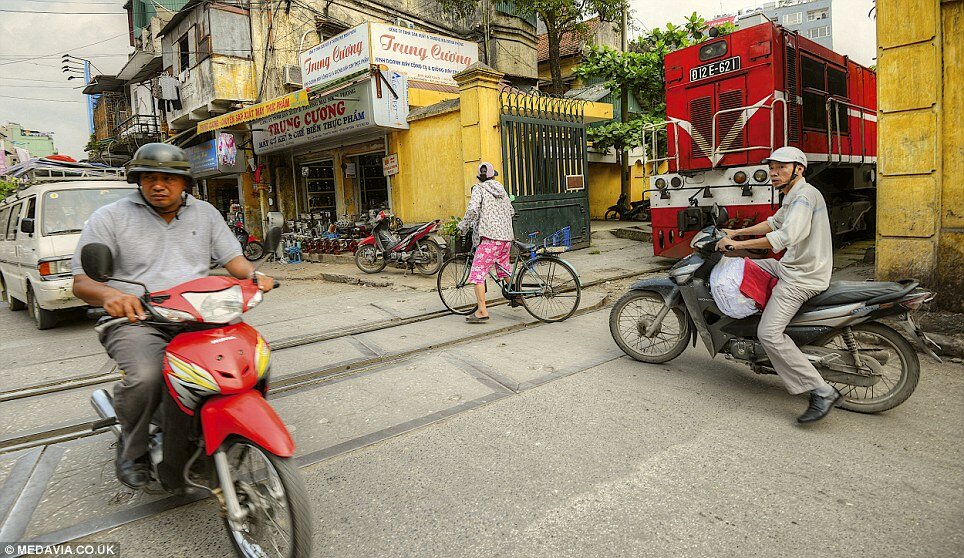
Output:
[
  {"xmin": 182, "ymin": 286, "xmax": 244, "ymax": 323},
  {"xmin": 255, "ymin": 336, "xmax": 271, "ymax": 379},
  {"xmin": 246, "ymin": 289, "xmax": 263, "ymax": 311},
  {"xmin": 154, "ymin": 306, "xmax": 195, "ymax": 322}
]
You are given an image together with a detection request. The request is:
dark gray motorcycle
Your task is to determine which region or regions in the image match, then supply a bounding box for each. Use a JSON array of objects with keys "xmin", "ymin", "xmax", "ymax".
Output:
[{"xmin": 609, "ymin": 205, "xmax": 942, "ymax": 413}]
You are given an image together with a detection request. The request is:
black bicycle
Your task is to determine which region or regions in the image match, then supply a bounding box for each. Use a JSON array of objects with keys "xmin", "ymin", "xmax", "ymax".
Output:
[{"xmin": 436, "ymin": 228, "xmax": 581, "ymax": 323}]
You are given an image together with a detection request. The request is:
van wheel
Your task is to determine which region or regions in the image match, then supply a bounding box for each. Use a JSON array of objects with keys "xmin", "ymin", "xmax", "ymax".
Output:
[
  {"xmin": 27, "ymin": 286, "xmax": 57, "ymax": 330},
  {"xmin": 2, "ymin": 276, "xmax": 26, "ymax": 311}
]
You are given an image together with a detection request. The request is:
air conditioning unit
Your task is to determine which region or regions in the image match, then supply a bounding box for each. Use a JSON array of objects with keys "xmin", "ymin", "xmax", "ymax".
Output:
[
  {"xmin": 283, "ymin": 65, "xmax": 302, "ymax": 89},
  {"xmin": 394, "ymin": 17, "xmax": 416, "ymax": 29}
]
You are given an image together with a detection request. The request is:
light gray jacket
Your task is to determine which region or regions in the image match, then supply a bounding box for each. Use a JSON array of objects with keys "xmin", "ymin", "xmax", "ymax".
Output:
[{"xmin": 458, "ymin": 180, "xmax": 515, "ymax": 246}]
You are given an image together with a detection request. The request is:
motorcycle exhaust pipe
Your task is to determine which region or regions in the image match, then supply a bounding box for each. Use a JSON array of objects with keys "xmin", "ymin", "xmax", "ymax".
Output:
[{"xmin": 90, "ymin": 389, "xmax": 122, "ymax": 438}]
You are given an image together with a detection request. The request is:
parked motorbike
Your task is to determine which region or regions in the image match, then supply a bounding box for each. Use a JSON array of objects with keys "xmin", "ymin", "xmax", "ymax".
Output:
[
  {"xmin": 81, "ymin": 227, "xmax": 312, "ymax": 558},
  {"xmin": 609, "ymin": 205, "xmax": 942, "ymax": 414},
  {"xmin": 229, "ymin": 213, "xmax": 265, "ymax": 261},
  {"xmin": 354, "ymin": 211, "xmax": 444, "ymax": 275},
  {"xmin": 605, "ymin": 193, "xmax": 650, "ymax": 221}
]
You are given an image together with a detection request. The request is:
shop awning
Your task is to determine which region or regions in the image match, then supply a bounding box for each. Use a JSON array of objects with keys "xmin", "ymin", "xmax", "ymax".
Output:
[{"xmin": 196, "ymin": 89, "xmax": 310, "ymax": 134}]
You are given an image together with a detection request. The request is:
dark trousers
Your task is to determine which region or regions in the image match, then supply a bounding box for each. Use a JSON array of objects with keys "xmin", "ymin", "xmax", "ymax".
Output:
[{"xmin": 99, "ymin": 322, "xmax": 174, "ymax": 460}]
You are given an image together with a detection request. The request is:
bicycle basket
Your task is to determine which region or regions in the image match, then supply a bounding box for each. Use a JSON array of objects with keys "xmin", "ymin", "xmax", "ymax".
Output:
[
  {"xmin": 454, "ymin": 229, "xmax": 474, "ymax": 254},
  {"xmin": 541, "ymin": 227, "xmax": 571, "ymax": 254}
]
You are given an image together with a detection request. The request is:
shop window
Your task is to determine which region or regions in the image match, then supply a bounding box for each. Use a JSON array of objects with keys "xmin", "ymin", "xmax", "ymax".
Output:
[
  {"xmin": 358, "ymin": 154, "xmax": 389, "ymax": 211},
  {"xmin": 304, "ymin": 161, "xmax": 336, "ymax": 216}
]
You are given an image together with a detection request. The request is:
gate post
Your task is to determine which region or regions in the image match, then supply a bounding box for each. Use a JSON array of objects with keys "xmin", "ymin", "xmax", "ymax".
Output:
[{"xmin": 453, "ymin": 63, "xmax": 505, "ymax": 197}]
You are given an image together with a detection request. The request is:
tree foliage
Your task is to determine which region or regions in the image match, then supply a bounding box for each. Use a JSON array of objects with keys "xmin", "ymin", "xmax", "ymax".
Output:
[
  {"xmin": 435, "ymin": 0, "xmax": 627, "ymax": 94},
  {"xmin": 1, "ymin": 178, "xmax": 18, "ymax": 200},
  {"xmin": 574, "ymin": 12, "xmax": 734, "ymax": 151}
]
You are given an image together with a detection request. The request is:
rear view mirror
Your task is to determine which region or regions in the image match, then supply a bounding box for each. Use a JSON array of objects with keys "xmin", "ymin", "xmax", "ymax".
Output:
[
  {"xmin": 264, "ymin": 227, "xmax": 282, "ymax": 254},
  {"xmin": 713, "ymin": 204, "xmax": 729, "ymax": 227},
  {"xmin": 80, "ymin": 243, "xmax": 114, "ymax": 282},
  {"xmin": 19, "ymin": 218, "xmax": 35, "ymax": 235}
]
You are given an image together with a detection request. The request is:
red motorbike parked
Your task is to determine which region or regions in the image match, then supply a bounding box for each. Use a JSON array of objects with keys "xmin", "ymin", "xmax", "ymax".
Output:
[
  {"xmin": 354, "ymin": 211, "xmax": 444, "ymax": 275},
  {"xmin": 229, "ymin": 212, "xmax": 265, "ymax": 261},
  {"xmin": 81, "ymin": 229, "xmax": 312, "ymax": 558}
]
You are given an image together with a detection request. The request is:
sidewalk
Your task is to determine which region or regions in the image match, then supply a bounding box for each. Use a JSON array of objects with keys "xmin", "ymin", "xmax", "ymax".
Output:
[{"xmin": 241, "ymin": 225, "xmax": 674, "ymax": 292}]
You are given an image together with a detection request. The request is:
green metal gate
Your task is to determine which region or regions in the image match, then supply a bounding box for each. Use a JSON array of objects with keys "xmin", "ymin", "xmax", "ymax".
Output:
[{"xmin": 500, "ymin": 90, "xmax": 591, "ymax": 248}]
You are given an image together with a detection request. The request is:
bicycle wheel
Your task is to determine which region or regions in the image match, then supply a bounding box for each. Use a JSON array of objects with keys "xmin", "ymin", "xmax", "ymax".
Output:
[
  {"xmin": 437, "ymin": 255, "xmax": 478, "ymax": 315},
  {"xmin": 515, "ymin": 256, "xmax": 581, "ymax": 322}
]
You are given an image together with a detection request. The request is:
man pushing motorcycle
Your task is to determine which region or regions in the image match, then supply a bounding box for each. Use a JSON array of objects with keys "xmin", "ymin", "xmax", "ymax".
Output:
[
  {"xmin": 714, "ymin": 146, "xmax": 841, "ymax": 424},
  {"xmin": 71, "ymin": 143, "xmax": 275, "ymax": 487}
]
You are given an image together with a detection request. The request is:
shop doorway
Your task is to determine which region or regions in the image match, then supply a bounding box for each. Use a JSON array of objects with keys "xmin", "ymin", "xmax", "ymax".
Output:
[
  {"xmin": 207, "ymin": 177, "xmax": 242, "ymax": 220},
  {"xmin": 301, "ymin": 160, "xmax": 336, "ymax": 217},
  {"xmin": 355, "ymin": 153, "xmax": 389, "ymax": 212}
]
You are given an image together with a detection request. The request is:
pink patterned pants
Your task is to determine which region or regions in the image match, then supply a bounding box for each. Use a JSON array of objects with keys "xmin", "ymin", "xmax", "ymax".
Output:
[{"xmin": 469, "ymin": 239, "xmax": 511, "ymax": 284}]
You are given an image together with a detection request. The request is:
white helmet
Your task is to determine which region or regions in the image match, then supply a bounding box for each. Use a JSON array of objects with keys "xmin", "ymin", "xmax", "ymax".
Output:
[{"xmin": 762, "ymin": 146, "xmax": 807, "ymax": 169}]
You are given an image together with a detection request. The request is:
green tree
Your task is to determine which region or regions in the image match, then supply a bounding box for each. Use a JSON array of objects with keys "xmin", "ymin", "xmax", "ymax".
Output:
[
  {"xmin": 435, "ymin": 0, "xmax": 627, "ymax": 94},
  {"xmin": 573, "ymin": 12, "xmax": 733, "ymax": 152},
  {"xmin": 1, "ymin": 178, "xmax": 18, "ymax": 200}
]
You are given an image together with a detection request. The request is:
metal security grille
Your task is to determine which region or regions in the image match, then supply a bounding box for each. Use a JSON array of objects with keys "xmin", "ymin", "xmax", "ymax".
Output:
[
  {"xmin": 500, "ymin": 90, "xmax": 590, "ymax": 248},
  {"xmin": 690, "ymin": 96, "xmax": 713, "ymax": 158},
  {"xmin": 717, "ymin": 89, "xmax": 745, "ymax": 151},
  {"xmin": 786, "ymin": 44, "xmax": 801, "ymax": 142}
]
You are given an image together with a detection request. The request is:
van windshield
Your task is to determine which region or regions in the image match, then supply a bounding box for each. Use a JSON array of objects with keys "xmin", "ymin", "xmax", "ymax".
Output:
[{"xmin": 42, "ymin": 188, "xmax": 134, "ymax": 235}]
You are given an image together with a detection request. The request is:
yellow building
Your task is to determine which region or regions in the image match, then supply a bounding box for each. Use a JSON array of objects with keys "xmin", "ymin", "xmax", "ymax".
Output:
[{"xmin": 875, "ymin": 0, "xmax": 963, "ymax": 311}]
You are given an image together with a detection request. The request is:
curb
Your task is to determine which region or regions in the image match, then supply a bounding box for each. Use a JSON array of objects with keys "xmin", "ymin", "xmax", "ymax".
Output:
[
  {"xmin": 610, "ymin": 227, "xmax": 653, "ymax": 243},
  {"xmin": 929, "ymin": 332, "xmax": 964, "ymax": 361}
]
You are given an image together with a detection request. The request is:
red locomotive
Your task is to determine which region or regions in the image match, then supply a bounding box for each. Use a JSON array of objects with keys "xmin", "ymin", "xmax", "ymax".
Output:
[{"xmin": 646, "ymin": 21, "xmax": 877, "ymax": 258}]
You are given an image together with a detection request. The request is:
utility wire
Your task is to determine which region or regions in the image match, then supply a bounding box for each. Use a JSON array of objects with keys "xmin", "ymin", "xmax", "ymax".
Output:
[
  {"xmin": 0, "ymin": 32, "xmax": 126, "ymax": 67},
  {"xmin": 0, "ymin": 8, "xmax": 127, "ymax": 14},
  {"xmin": 0, "ymin": 94, "xmax": 84, "ymax": 102}
]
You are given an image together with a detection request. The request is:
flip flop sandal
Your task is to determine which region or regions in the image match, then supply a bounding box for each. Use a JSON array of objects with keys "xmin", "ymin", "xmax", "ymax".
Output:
[{"xmin": 465, "ymin": 315, "xmax": 489, "ymax": 323}]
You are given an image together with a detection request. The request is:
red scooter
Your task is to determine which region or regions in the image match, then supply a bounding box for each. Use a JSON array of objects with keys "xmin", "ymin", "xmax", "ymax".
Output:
[
  {"xmin": 81, "ymin": 229, "xmax": 311, "ymax": 558},
  {"xmin": 229, "ymin": 212, "xmax": 265, "ymax": 261},
  {"xmin": 354, "ymin": 211, "xmax": 444, "ymax": 275}
]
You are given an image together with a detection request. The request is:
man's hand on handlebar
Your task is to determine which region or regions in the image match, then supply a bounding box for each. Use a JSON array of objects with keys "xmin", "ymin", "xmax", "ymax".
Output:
[
  {"xmin": 720, "ymin": 228, "xmax": 739, "ymax": 238},
  {"xmin": 253, "ymin": 272, "xmax": 276, "ymax": 292},
  {"xmin": 716, "ymin": 237, "xmax": 739, "ymax": 253},
  {"xmin": 102, "ymin": 292, "xmax": 146, "ymax": 323}
]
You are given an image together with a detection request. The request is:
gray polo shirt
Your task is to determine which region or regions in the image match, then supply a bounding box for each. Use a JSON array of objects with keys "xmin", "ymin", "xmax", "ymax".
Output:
[
  {"xmin": 765, "ymin": 180, "xmax": 833, "ymax": 291},
  {"xmin": 71, "ymin": 192, "xmax": 243, "ymax": 295}
]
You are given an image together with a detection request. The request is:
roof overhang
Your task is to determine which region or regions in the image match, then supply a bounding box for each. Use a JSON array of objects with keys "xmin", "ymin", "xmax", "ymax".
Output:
[
  {"xmin": 117, "ymin": 49, "xmax": 157, "ymax": 81},
  {"xmin": 83, "ymin": 75, "xmax": 126, "ymax": 95},
  {"xmin": 158, "ymin": 0, "xmax": 203, "ymax": 37}
]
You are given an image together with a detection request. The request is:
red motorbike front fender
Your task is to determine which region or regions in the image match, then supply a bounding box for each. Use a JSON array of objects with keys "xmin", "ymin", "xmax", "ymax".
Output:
[{"xmin": 200, "ymin": 391, "xmax": 295, "ymax": 457}]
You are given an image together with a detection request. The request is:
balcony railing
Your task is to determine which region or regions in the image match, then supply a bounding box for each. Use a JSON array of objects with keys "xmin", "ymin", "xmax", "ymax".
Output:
[{"xmin": 112, "ymin": 114, "xmax": 162, "ymax": 141}]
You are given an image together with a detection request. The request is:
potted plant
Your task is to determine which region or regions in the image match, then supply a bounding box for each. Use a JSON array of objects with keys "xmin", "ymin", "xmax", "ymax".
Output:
[{"xmin": 441, "ymin": 216, "xmax": 461, "ymax": 258}]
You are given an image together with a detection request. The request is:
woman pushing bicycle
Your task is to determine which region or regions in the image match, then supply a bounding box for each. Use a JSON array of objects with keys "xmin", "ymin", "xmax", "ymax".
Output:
[{"xmin": 457, "ymin": 162, "xmax": 515, "ymax": 324}]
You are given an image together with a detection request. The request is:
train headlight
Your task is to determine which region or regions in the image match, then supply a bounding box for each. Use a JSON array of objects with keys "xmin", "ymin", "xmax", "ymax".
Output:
[
  {"xmin": 670, "ymin": 176, "xmax": 683, "ymax": 188},
  {"xmin": 753, "ymin": 169, "xmax": 769, "ymax": 183},
  {"xmin": 733, "ymin": 171, "xmax": 748, "ymax": 184},
  {"xmin": 655, "ymin": 178, "xmax": 667, "ymax": 190}
]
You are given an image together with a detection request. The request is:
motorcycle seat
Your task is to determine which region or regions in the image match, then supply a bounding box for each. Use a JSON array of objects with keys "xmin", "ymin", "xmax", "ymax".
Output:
[
  {"xmin": 802, "ymin": 280, "xmax": 915, "ymax": 308},
  {"xmin": 396, "ymin": 223, "xmax": 427, "ymax": 236}
]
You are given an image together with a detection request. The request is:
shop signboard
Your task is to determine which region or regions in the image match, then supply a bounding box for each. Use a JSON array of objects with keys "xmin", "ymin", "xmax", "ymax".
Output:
[
  {"xmin": 186, "ymin": 137, "xmax": 245, "ymax": 178},
  {"xmin": 253, "ymin": 73, "xmax": 410, "ymax": 155},
  {"xmin": 369, "ymin": 22, "xmax": 478, "ymax": 85},
  {"xmin": 300, "ymin": 23, "xmax": 371, "ymax": 89},
  {"xmin": 382, "ymin": 153, "xmax": 399, "ymax": 176},
  {"xmin": 196, "ymin": 89, "xmax": 309, "ymax": 134}
]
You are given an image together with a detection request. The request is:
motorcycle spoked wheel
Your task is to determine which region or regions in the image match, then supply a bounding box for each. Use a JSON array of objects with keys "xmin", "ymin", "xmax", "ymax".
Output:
[
  {"xmin": 815, "ymin": 322, "xmax": 921, "ymax": 414},
  {"xmin": 243, "ymin": 241, "xmax": 265, "ymax": 261},
  {"xmin": 354, "ymin": 245, "xmax": 387, "ymax": 273},
  {"xmin": 414, "ymin": 239, "xmax": 444, "ymax": 275},
  {"xmin": 609, "ymin": 290, "xmax": 690, "ymax": 363},
  {"xmin": 604, "ymin": 209, "xmax": 621, "ymax": 221},
  {"xmin": 216, "ymin": 440, "xmax": 313, "ymax": 558}
]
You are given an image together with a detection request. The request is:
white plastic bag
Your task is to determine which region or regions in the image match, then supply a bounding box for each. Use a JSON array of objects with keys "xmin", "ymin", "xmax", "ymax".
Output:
[{"xmin": 710, "ymin": 256, "xmax": 759, "ymax": 319}]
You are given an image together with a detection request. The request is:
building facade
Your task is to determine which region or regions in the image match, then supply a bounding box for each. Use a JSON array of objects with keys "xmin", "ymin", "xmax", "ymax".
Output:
[
  {"xmin": 0, "ymin": 123, "xmax": 58, "ymax": 160},
  {"xmin": 875, "ymin": 0, "xmax": 962, "ymax": 311}
]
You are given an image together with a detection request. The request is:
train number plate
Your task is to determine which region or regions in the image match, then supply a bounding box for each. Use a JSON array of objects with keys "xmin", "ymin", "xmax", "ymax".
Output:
[{"xmin": 690, "ymin": 57, "xmax": 742, "ymax": 82}]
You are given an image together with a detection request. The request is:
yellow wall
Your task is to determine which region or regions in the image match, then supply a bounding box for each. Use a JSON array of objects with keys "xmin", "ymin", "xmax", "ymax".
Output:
[
  {"xmin": 537, "ymin": 56, "xmax": 585, "ymax": 89},
  {"xmin": 388, "ymin": 108, "xmax": 467, "ymax": 224},
  {"xmin": 587, "ymin": 161, "xmax": 659, "ymax": 219},
  {"xmin": 876, "ymin": 0, "xmax": 963, "ymax": 310}
]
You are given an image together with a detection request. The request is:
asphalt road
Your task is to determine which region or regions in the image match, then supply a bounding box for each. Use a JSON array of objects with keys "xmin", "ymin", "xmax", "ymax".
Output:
[{"xmin": 1, "ymin": 279, "xmax": 962, "ymax": 558}]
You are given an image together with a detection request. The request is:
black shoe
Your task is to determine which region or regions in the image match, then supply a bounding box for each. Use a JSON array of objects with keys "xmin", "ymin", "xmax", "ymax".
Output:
[
  {"xmin": 508, "ymin": 296, "xmax": 524, "ymax": 308},
  {"xmin": 115, "ymin": 440, "xmax": 150, "ymax": 489},
  {"xmin": 797, "ymin": 389, "xmax": 842, "ymax": 424}
]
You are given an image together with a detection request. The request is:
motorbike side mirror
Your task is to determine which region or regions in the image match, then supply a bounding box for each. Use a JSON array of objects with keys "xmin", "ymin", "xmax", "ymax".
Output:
[
  {"xmin": 264, "ymin": 226, "xmax": 282, "ymax": 254},
  {"xmin": 712, "ymin": 204, "xmax": 729, "ymax": 228},
  {"xmin": 80, "ymin": 243, "xmax": 115, "ymax": 282}
]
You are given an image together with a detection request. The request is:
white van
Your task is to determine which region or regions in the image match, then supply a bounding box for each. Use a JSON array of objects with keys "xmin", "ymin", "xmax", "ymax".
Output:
[{"xmin": 0, "ymin": 180, "xmax": 136, "ymax": 329}]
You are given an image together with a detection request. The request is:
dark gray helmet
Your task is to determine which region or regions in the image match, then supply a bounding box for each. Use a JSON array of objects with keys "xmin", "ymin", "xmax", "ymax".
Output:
[{"xmin": 125, "ymin": 143, "xmax": 194, "ymax": 185}]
